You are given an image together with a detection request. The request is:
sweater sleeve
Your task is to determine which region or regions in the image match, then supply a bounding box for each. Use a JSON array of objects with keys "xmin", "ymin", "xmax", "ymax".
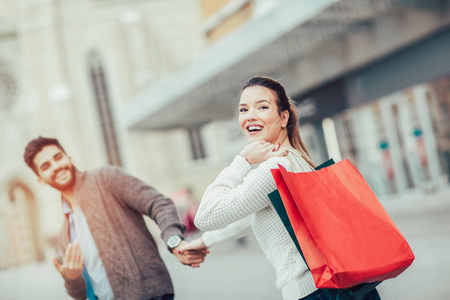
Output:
[
  {"xmin": 103, "ymin": 166, "xmax": 186, "ymax": 242},
  {"xmin": 202, "ymin": 215, "xmax": 252, "ymax": 247},
  {"xmin": 195, "ymin": 155, "xmax": 289, "ymax": 231},
  {"xmin": 63, "ymin": 277, "xmax": 87, "ymax": 300}
]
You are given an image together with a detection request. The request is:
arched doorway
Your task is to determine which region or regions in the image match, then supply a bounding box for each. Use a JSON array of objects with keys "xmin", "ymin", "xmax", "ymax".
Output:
[{"xmin": 6, "ymin": 183, "xmax": 44, "ymax": 266}]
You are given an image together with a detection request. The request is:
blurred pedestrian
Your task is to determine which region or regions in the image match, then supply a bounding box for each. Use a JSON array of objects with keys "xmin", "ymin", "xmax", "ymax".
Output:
[
  {"xmin": 179, "ymin": 76, "xmax": 379, "ymax": 300},
  {"xmin": 23, "ymin": 136, "xmax": 208, "ymax": 300}
]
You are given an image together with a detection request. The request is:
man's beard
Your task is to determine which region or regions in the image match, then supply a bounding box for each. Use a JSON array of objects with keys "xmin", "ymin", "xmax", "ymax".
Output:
[{"xmin": 48, "ymin": 166, "xmax": 76, "ymax": 192}]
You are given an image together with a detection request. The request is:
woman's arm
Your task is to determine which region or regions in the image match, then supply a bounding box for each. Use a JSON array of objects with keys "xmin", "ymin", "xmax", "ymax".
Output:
[
  {"xmin": 178, "ymin": 216, "xmax": 252, "ymax": 255},
  {"xmin": 195, "ymin": 155, "xmax": 289, "ymax": 231},
  {"xmin": 202, "ymin": 215, "xmax": 252, "ymax": 247}
]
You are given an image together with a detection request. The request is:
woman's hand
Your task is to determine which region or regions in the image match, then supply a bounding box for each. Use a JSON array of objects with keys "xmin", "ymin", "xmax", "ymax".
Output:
[
  {"xmin": 240, "ymin": 141, "xmax": 288, "ymax": 165},
  {"xmin": 176, "ymin": 237, "xmax": 210, "ymax": 268}
]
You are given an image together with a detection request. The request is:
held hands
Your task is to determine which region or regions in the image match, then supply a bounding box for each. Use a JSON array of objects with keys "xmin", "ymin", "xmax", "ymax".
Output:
[
  {"xmin": 53, "ymin": 242, "xmax": 84, "ymax": 280},
  {"xmin": 175, "ymin": 238, "xmax": 209, "ymax": 268},
  {"xmin": 240, "ymin": 141, "xmax": 288, "ymax": 165}
]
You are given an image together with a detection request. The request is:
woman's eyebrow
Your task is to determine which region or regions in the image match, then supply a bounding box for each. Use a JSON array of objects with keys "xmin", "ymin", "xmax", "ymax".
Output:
[
  {"xmin": 239, "ymin": 99, "xmax": 270, "ymax": 106},
  {"xmin": 240, "ymin": 99, "xmax": 270, "ymax": 105}
]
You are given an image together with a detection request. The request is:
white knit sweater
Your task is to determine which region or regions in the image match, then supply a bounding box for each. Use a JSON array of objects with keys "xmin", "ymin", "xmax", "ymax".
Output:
[{"xmin": 195, "ymin": 152, "xmax": 318, "ymax": 300}]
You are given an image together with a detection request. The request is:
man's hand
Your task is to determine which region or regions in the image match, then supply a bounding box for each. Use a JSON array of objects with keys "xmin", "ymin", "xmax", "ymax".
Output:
[
  {"xmin": 53, "ymin": 242, "xmax": 84, "ymax": 279},
  {"xmin": 240, "ymin": 141, "xmax": 288, "ymax": 165},
  {"xmin": 173, "ymin": 239, "xmax": 209, "ymax": 268}
]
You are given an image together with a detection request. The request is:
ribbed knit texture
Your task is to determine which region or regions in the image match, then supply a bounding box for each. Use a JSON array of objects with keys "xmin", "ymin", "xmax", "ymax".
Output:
[
  {"xmin": 195, "ymin": 152, "xmax": 318, "ymax": 300},
  {"xmin": 57, "ymin": 166, "xmax": 185, "ymax": 300}
]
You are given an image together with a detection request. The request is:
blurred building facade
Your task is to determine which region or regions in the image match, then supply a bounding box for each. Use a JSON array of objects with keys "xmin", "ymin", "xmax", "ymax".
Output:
[
  {"xmin": 123, "ymin": 0, "xmax": 450, "ymax": 210},
  {"xmin": 0, "ymin": 0, "xmax": 206, "ymax": 269},
  {"xmin": 1, "ymin": 0, "xmax": 450, "ymax": 270}
]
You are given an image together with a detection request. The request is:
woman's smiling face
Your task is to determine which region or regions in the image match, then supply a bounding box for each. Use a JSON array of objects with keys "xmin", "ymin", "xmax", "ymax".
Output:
[{"xmin": 239, "ymin": 85, "xmax": 288, "ymax": 144}]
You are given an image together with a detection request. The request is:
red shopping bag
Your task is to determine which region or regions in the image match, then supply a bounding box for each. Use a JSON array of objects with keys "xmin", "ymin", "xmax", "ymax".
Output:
[{"xmin": 271, "ymin": 159, "xmax": 414, "ymax": 289}]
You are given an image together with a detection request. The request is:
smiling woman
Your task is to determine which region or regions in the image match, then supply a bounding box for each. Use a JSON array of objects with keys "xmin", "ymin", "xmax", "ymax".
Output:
[
  {"xmin": 174, "ymin": 76, "xmax": 376, "ymax": 300},
  {"xmin": 238, "ymin": 76, "xmax": 315, "ymax": 167},
  {"xmin": 239, "ymin": 86, "xmax": 289, "ymax": 146}
]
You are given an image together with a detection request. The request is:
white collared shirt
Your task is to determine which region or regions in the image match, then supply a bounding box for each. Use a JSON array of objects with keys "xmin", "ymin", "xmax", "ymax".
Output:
[{"xmin": 63, "ymin": 200, "xmax": 114, "ymax": 300}]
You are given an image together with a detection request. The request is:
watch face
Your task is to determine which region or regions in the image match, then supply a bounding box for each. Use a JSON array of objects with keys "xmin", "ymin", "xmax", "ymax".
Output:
[{"xmin": 168, "ymin": 236, "xmax": 181, "ymax": 248}]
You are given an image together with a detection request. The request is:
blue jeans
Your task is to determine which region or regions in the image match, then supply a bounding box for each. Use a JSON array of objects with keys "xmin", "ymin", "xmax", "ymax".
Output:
[
  {"xmin": 300, "ymin": 289, "xmax": 328, "ymax": 300},
  {"xmin": 300, "ymin": 289, "xmax": 381, "ymax": 300},
  {"xmin": 362, "ymin": 289, "xmax": 381, "ymax": 300},
  {"xmin": 149, "ymin": 294, "xmax": 174, "ymax": 300}
]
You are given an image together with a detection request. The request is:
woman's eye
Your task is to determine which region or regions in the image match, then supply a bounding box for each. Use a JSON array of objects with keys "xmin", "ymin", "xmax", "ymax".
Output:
[
  {"xmin": 239, "ymin": 108, "xmax": 247, "ymax": 113},
  {"xmin": 259, "ymin": 106, "xmax": 268, "ymax": 110}
]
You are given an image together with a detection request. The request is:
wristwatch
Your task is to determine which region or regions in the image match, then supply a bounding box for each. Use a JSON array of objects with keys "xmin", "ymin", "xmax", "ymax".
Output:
[{"xmin": 167, "ymin": 235, "xmax": 184, "ymax": 252}]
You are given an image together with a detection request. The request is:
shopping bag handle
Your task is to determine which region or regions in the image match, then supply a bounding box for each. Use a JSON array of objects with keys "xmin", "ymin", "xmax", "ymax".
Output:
[
  {"xmin": 315, "ymin": 158, "xmax": 336, "ymax": 170},
  {"xmin": 284, "ymin": 147, "xmax": 335, "ymax": 172}
]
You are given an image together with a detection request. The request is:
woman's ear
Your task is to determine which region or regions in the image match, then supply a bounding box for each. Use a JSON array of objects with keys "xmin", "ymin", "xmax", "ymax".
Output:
[{"xmin": 281, "ymin": 110, "xmax": 289, "ymax": 128}]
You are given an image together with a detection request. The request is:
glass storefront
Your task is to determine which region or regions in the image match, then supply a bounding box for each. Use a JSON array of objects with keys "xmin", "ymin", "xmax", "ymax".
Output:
[{"xmin": 328, "ymin": 74, "xmax": 450, "ymax": 197}]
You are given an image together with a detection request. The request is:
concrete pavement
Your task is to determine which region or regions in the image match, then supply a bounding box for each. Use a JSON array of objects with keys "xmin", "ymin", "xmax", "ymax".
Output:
[
  {"xmin": 0, "ymin": 259, "xmax": 69, "ymax": 300},
  {"xmin": 0, "ymin": 191, "xmax": 449, "ymax": 300}
]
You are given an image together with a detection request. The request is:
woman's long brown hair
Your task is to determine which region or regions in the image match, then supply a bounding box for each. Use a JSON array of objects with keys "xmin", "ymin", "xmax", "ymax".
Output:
[{"xmin": 242, "ymin": 76, "xmax": 316, "ymax": 168}]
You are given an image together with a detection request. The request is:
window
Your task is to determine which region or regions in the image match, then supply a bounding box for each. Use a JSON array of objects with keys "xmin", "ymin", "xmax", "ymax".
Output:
[
  {"xmin": 0, "ymin": 60, "xmax": 18, "ymax": 111},
  {"xmin": 187, "ymin": 126, "xmax": 207, "ymax": 160},
  {"xmin": 88, "ymin": 51, "xmax": 122, "ymax": 166}
]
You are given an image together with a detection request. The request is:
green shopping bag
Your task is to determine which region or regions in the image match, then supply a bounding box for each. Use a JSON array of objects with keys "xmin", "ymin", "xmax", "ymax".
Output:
[{"xmin": 268, "ymin": 159, "xmax": 380, "ymax": 300}]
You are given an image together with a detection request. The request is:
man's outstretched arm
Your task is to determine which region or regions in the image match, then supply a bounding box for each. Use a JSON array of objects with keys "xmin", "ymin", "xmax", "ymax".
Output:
[{"xmin": 103, "ymin": 167, "xmax": 208, "ymax": 266}]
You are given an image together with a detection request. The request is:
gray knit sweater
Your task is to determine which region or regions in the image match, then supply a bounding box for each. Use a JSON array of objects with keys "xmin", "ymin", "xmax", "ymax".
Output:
[{"xmin": 57, "ymin": 166, "xmax": 185, "ymax": 300}]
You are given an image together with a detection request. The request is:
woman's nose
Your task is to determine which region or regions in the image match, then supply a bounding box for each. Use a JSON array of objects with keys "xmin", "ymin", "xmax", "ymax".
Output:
[{"xmin": 246, "ymin": 109, "xmax": 257, "ymax": 120}]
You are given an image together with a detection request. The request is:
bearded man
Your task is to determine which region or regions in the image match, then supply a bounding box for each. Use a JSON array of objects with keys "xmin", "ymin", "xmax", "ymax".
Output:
[{"xmin": 23, "ymin": 136, "xmax": 206, "ymax": 300}]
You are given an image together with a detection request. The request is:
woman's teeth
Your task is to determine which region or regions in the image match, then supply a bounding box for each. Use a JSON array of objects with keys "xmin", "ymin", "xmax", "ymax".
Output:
[{"xmin": 248, "ymin": 126, "xmax": 263, "ymax": 132}]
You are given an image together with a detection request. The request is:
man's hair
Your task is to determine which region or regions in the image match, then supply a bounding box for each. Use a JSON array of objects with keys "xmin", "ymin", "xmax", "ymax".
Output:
[{"xmin": 24, "ymin": 136, "xmax": 66, "ymax": 175}]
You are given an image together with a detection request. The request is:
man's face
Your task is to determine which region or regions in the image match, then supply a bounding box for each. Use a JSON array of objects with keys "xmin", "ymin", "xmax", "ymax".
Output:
[{"xmin": 33, "ymin": 145, "xmax": 76, "ymax": 191}]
